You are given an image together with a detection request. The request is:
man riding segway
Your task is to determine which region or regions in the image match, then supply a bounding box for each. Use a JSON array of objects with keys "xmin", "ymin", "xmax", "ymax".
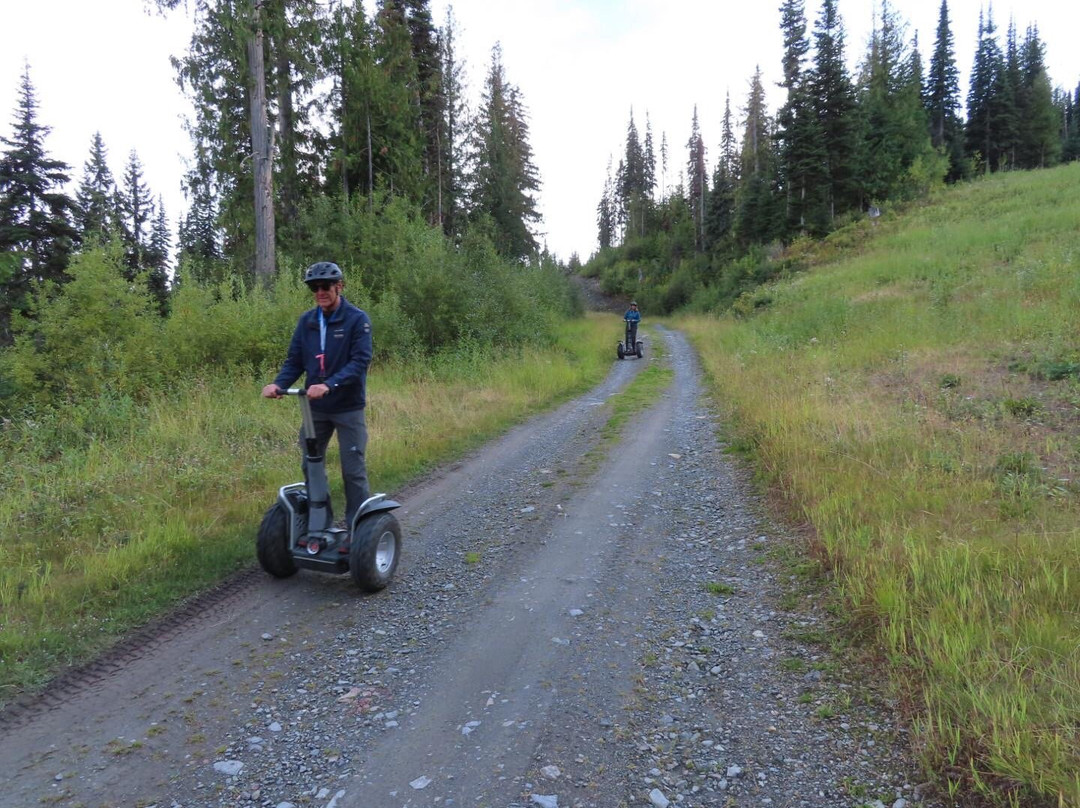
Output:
[
  {"xmin": 262, "ymin": 261, "xmax": 372, "ymax": 531},
  {"xmin": 617, "ymin": 301, "xmax": 643, "ymax": 360},
  {"xmin": 257, "ymin": 261, "xmax": 402, "ymax": 591},
  {"xmin": 624, "ymin": 301, "xmax": 640, "ymax": 347}
]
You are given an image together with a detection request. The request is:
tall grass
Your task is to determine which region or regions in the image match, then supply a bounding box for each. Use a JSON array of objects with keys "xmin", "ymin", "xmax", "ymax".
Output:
[
  {"xmin": 680, "ymin": 163, "xmax": 1080, "ymax": 805},
  {"xmin": 0, "ymin": 314, "xmax": 612, "ymax": 700}
]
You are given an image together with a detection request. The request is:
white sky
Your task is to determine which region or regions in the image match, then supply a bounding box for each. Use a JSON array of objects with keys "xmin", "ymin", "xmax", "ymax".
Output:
[{"xmin": 2, "ymin": 0, "xmax": 1078, "ymax": 263}]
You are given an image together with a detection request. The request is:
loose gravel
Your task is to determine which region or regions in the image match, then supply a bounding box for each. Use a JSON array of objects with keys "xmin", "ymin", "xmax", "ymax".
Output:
[{"xmin": 0, "ymin": 327, "xmax": 940, "ymax": 808}]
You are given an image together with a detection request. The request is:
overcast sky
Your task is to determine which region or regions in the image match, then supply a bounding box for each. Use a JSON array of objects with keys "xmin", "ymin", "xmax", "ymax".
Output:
[{"xmin": 2, "ymin": 0, "xmax": 1078, "ymax": 263}]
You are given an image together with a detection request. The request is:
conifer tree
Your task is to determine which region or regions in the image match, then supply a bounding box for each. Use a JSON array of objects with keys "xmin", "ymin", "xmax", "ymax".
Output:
[
  {"xmin": 643, "ymin": 114, "xmax": 657, "ymax": 201},
  {"xmin": 120, "ymin": 150, "xmax": 153, "ymax": 278},
  {"xmin": 966, "ymin": 8, "xmax": 1005, "ymax": 173},
  {"xmin": 326, "ymin": 0, "xmax": 376, "ymax": 203},
  {"xmin": 926, "ymin": 0, "xmax": 965, "ymax": 179},
  {"xmin": 686, "ymin": 106, "xmax": 708, "ymax": 251},
  {"xmin": 776, "ymin": 0, "xmax": 828, "ymax": 233},
  {"xmin": 167, "ymin": 0, "xmax": 265, "ymax": 279},
  {"xmin": 1060, "ymin": 82, "xmax": 1080, "ymax": 162},
  {"xmin": 177, "ymin": 150, "xmax": 223, "ymax": 285},
  {"xmin": 0, "ymin": 65, "xmax": 77, "ymax": 343},
  {"xmin": 735, "ymin": 67, "xmax": 782, "ymax": 246},
  {"xmin": 857, "ymin": 1, "xmax": 935, "ymax": 201},
  {"xmin": 438, "ymin": 6, "xmax": 468, "ymax": 238},
  {"xmin": 75, "ymin": 132, "xmax": 119, "ymax": 245},
  {"xmin": 267, "ymin": 2, "xmax": 323, "ymax": 236},
  {"xmin": 146, "ymin": 198, "xmax": 171, "ymax": 314},
  {"xmin": 404, "ymin": 0, "xmax": 447, "ymax": 225},
  {"xmin": 596, "ymin": 158, "xmax": 616, "ymax": 250},
  {"xmin": 619, "ymin": 109, "xmax": 650, "ymax": 239},
  {"xmin": 996, "ymin": 20, "xmax": 1022, "ymax": 168},
  {"xmin": 808, "ymin": 0, "xmax": 860, "ymax": 220},
  {"xmin": 1015, "ymin": 25, "xmax": 1059, "ymax": 167},
  {"xmin": 469, "ymin": 44, "xmax": 541, "ymax": 260},
  {"xmin": 162, "ymin": 0, "xmax": 328, "ymax": 283},
  {"xmin": 370, "ymin": 0, "xmax": 426, "ymax": 201},
  {"xmin": 704, "ymin": 92, "xmax": 739, "ymax": 253},
  {"xmin": 659, "ymin": 132, "xmax": 669, "ymax": 201}
]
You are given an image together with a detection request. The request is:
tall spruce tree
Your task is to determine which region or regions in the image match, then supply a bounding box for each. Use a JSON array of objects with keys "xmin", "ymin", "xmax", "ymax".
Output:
[
  {"xmin": 404, "ymin": 0, "xmax": 447, "ymax": 225},
  {"xmin": 966, "ymin": 8, "xmax": 1005, "ymax": 173},
  {"xmin": 776, "ymin": 0, "xmax": 828, "ymax": 233},
  {"xmin": 643, "ymin": 114, "xmax": 657, "ymax": 201},
  {"xmin": 177, "ymin": 147, "xmax": 223, "ymax": 285},
  {"xmin": 596, "ymin": 158, "xmax": 616, "ymax": 250},
  {"xmin": 686, "ymin": 106, "xmax": 708, "ymax": 252},
  {"xmin": 926, "ymin": 0, "xmax": 965, "ymax": 180},
  {"xmin": 619, "ymin": 109, "xmax": 651, "ymax": 239},
  {"xmin": 120, "ymin": 149, "xmax": 153, "ymax": 278},
  {"xmin": 370, "ymin": 0, "xmax": 426, "ymax": 201},
  {"xmin": 735, "ymin": 67, "xmax": 782, "ymax": 246},
  {"xmin": 857, "ymin": 1, "xmax": 934, "ymax": 202},
  {"xmin": 438, "ymin": 6, "xmax": 468, "ymax": 238},
  {"xmin": 809, "ymin": 0, "xmax": 860, "ymax": 220},
  {"xmin": 327, "ymin": 0, "xmax": 376, "ymax": 203},
  {"xmin": 996, "ymin": 20, "xmax": 1022, "ymax": 168},
  {"xmin": 469, "ymin": 44, "xmax": 541, "ymax": 260},
  {"xmin": 704, "ymin": 92, "xmax": 739, "ymax": 253},
  {"xmin": 0, "ymin": 65, "xmax": 77, "ymax": 344},
  {"xmin": 659, "ymin": 132, "xmax": 669, "ymax": 201},
  {"xmin": 1060, "ymin": 82, "xmax": 1080, "ymax": 162},
  {"xmin": 75, "ymin": 132, "xmax": 119, "ymax": 245},
  {"xmin": 146, "ymin": 198, "xmax": 171, "ymax": 314},
  {"xmin": 1015, "ymin": 25, "xmax": 1059, "ymax": 168}
]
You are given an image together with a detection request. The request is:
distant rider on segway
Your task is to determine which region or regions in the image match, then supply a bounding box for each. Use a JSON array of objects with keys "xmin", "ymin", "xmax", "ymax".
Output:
[{"xmin": 624, "ymin": 301, "xmax": 641, "ymax": 347}]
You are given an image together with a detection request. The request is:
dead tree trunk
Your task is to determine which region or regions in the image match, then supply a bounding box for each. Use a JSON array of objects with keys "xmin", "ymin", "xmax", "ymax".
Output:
[{"xmin": 248, "ymin": 1, "xmax": 276, "ymax": 284}]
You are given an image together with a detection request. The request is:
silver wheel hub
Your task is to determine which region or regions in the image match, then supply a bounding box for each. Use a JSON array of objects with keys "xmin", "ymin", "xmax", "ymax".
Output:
[{"xmin": 374, "ymin": 530, "xmax": 397, "ymax": 573}]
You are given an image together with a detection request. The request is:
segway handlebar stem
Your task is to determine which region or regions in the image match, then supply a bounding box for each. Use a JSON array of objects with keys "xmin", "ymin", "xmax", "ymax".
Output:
[{"xmin": 281, "ymin": 388, "xmax": 318, "ymax": 448}]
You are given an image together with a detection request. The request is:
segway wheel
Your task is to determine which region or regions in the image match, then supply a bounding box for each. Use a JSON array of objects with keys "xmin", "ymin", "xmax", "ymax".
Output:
[
  {"xmin": 636, "ymin": 341, "xmax": 644, "ymax": 359},
  {"xmin": 257, "ymin": 502, "xmax": 298, "ymax": 578},
  {"xmin": 350, "ymin": 512, "xmax": 401, "ymax": 592},
  {"xmin": 617, "ymin": 343, "xmax": 625, "ymax": 360}
]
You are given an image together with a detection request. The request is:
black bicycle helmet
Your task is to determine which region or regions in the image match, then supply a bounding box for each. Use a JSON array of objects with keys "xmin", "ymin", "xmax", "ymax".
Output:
[{"xmin": 303, "ymin": 261, "xmax": 343, "ymax": 284}]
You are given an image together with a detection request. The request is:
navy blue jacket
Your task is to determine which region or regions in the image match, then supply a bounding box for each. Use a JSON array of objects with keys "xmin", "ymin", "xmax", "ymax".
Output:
[
  {"xmin": 273, "ymin": 297, "xmax": 373, "ymax": 414},
  {"xmin": 624, "ymin": 308, "xmax": 641, "ymax": 323}
]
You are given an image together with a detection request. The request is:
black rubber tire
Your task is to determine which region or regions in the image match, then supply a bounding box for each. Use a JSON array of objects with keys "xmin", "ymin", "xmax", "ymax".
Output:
[
  {"xmin": 617, "ymin": 343, "xmax": 625, "ymax": 360},
  {"xmin": 256, "ymin": 502, "xmax": 298, "ymax": 578},
  {"xmin": 350, "ymin": 512, "xmax": 401, "ymax": 592},
  {"xmin": 636, "ymin": 341, "xmax": 644, "ymax": 358}
]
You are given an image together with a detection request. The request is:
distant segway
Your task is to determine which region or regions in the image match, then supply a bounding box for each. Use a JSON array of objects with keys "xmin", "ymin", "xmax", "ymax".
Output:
[
  {"xmin": 257, "ymin": 388, "xmax": 401, "ymax": 591},
  {"xmin": 617, "ymin": 320, "xmax": 644, "ymax": 360}
]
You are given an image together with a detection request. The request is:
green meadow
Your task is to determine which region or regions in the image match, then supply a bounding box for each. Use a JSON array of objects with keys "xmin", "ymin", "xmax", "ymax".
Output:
[{"xmin": 680, "ymin": 163, "xmax": 1080, "ymax": 805}]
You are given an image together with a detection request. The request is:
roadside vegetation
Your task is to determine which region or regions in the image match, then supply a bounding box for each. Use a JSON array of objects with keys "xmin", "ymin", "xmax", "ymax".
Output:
[
  {"xmin": 0, "ymin": 235, "xmax": 610, "ymax": 699},
  {"xmin": 680, "ymin": 162, "xmax": 1080, "ymax": 805}
]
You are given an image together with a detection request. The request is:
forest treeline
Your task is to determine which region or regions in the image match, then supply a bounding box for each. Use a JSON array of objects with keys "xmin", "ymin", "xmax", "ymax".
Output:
[
  {"xmin": 588, "ymin": 0, "xmax": 1080, "ymax": 313},
  {"xmin": 0, "ymin": 0, "xmax": 576, "ymax": 411}
]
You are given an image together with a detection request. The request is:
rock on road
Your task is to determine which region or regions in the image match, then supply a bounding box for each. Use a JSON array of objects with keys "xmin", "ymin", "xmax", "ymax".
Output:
[{"xmin": 0, "ymin": 327, "xmax": 934, "ymax": 808}]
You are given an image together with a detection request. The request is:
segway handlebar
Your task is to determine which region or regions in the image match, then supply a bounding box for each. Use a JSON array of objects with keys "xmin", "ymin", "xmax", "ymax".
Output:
[{"xmin": 276, "ymin": 387, "xmax": 318, "ymax": 442}]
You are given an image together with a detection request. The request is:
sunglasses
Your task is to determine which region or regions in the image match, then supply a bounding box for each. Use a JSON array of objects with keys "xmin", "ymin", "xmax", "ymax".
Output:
[{"xmin": 308, "ymin": 281, "xmax": 336, "ymax": 292}]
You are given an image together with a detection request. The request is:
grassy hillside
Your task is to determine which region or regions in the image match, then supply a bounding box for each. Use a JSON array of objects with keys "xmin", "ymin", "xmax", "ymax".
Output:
[{"xmin": 680, "ymin": 163, "xmax": 1080, "ymax": 805}]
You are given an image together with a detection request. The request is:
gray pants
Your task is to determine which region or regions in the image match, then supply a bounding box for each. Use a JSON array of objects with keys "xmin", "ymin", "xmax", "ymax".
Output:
[{"xmin": 300, "ymin": 408, "xmax": 369, "ymax": 526}]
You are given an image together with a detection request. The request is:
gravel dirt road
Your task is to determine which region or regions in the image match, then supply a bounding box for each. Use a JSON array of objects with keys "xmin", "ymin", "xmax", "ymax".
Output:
[{"xmin": 0, "ymin": 327, "xmax": 936, "ymax": 808}]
